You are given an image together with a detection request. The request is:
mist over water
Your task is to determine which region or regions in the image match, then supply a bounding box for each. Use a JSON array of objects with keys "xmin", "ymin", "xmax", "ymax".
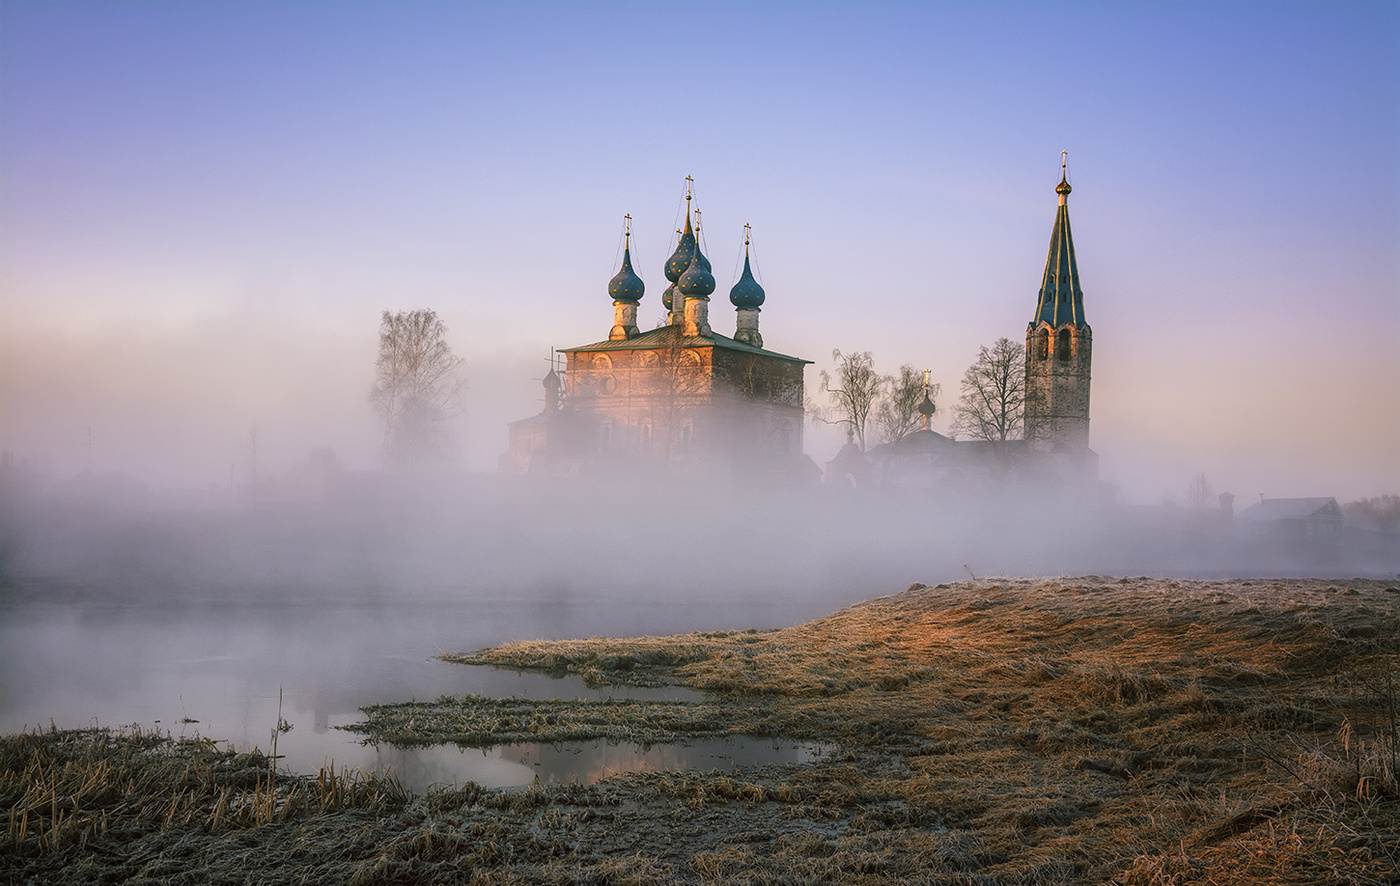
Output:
[{"xmin": 1, "ymin": 457, "xmax": 1394, "ymax": 790}]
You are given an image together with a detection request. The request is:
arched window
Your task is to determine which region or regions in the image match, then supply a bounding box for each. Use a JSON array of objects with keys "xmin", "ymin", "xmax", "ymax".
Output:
[
  {"xmin": 1056, "ymin": 328, "xmax": 1072, "ymax": 362},
  {"xmin": 1036, "ymin": 328, "xmax": 1050, "ymax": 361}
]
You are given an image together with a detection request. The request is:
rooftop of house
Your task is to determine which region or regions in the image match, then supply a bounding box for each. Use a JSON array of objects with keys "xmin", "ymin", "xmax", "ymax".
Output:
[{"xmin": 1237, "ymin": 497, "xmax": 1341, "ymax": 522}]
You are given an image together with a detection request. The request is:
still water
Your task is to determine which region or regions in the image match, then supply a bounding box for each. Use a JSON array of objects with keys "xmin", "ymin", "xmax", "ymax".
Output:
[{"xmin": 0, "ymin": 592, "xmax": 832, "ymax": 795}]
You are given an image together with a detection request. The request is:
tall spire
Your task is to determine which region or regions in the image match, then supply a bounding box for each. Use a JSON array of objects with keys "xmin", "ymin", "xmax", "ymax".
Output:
[{"xmin": 1031, "ymin": 152, "xmax": 1087, "ymax": 328}]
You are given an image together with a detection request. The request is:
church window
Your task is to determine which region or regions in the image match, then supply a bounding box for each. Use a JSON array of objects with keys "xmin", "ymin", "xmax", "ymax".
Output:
[
  {"xmin": 1056, "ymin": 328, "xmax": 1072, "ymax": 362},
  {"xmin": 1036, "ymin": 328, "xmax": 1050, "ymax": 361}
]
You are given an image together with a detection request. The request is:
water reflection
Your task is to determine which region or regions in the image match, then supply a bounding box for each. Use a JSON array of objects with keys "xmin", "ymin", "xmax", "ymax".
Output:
[
  {"xmin": 0, "ymin": 598, "xmax": 829, "ymax": 793},
  {"xmin": 369, "ymin": 737, "xmax": 828, "ymax": 794}
]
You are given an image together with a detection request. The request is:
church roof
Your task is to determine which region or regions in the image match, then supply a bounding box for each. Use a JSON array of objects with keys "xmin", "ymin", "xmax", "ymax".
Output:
[
  {"xmin": 729, "ymin": 240, "xmax": 765, "ymax": 309},
  {"xmin": 1031, "ymin": 171, "xmax": 1088, "ymax": 329},
  {"xmin": 1237, "ymin": 497, "xmax": 1341, "ymax": 522},
  {"xmin": 677, "ymin": 239, "xmax": 716, "ymax": 297},
  {"xmin": 561, "ymin": 324, "xmax": 810, "ymax": 364},
  {"xmin": 664, "ymin": 203, "xmax": 698, "ymax": 283},
  {"xmin": 607, "ymin": 241, "xmax": 645, "ymax": 304}
]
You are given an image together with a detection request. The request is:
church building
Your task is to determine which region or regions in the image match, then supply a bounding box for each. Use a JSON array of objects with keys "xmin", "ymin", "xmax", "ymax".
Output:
[
  {"xmin": 1024, "ymin": 165, "xmax": 1093, "ymax": 459},
  {"xmin": 843, "ymin": 161, "xmax": 1098, "ymax": 491},
  {"xmin": 501, "ymin": 184, "xmax": 812, "ymax": 480}
]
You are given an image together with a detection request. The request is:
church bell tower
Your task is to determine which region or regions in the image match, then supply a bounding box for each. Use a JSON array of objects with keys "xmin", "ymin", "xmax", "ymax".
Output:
[{"xmin": 1024, "ymin": 155, "xmax": 1092, "ymax": 454}]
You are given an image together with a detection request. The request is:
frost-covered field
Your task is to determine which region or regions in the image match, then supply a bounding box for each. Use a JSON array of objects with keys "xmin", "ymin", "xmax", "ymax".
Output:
[{"xmin": 5, "ymin": 577, "xmax": 1397, "ymax": 885}]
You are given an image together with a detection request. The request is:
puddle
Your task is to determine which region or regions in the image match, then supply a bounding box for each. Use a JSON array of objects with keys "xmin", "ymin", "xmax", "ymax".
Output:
[{"xmin": 365, "ymin": 736, "xmax": 830, "ymax": 794}]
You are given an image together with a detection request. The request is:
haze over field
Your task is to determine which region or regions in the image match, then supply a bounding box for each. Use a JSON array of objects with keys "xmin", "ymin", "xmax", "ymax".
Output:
[{"xmin": 1, "ymin": 0, "xmax": 1397, "ymax": 504}]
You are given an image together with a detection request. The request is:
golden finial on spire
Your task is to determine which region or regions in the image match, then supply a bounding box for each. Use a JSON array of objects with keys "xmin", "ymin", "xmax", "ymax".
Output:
[
  {"xmin": 685, "ymin": 174, "xmax": 693, "ymax": 203},
  {"xmin": 623, "ymin": 213, "xmax": 632, "ymax": 245},
  {"xmin": 743, "ymin": 222, "xmax": 751, "ymax": 252}
]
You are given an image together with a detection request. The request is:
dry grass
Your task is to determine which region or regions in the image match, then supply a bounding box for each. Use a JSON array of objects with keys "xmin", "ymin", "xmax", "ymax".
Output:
[{"xmin": 6, "ymin": 577, "xmax": 1398, "ymax": 884}]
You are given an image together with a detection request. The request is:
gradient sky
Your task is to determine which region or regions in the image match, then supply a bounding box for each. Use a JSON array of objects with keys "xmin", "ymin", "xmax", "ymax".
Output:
[{"xmin": 2, "ymin": 0, "xmax": 1396, "ymax": 502}]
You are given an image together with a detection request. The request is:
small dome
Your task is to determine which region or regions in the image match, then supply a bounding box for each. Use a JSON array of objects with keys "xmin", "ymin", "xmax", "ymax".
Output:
[
  {"xmin": 664, "ymin": 213, "xmax": 697, "ymax": 283},
  {"xmin": 543, "ymin": 368, "xmax": 561, "ymax": 391},
  {"xmin": 677, "ymin": 245, "xmax": 715, "ymax": 297},
  {"xmin": 917, "ymin": 391, "xmax": 936, "ymax": 417},
  {"xmin": 607, "ymin": 244, "xmax": 645, "ymax": 304},
  {"xmin": 1056, "ymin": 175, "xmax": 1072, "ymax": 197},
  {"xmin": 662, "ymin": 282, "xmax": 678, "ymax": 311},
  {"xmin": 729, "ymin": 252, "xmax": 765, "ymax": 308}
]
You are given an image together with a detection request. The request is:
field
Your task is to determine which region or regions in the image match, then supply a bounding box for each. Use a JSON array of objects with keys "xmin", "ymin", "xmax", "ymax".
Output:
[{"xmin": 3, "ymin": 577, "xmax": 1397, "ymax": 884}]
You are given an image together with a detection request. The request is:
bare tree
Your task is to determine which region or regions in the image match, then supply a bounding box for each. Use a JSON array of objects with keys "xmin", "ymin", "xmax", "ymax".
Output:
[
  {"xmin": 874, "ymin": 365, "xmax": 938, "ymax": 446},
  {"xmin": 1183, "ymin": 472, "xmax": 1215, "ymax": 508},
  {"xmin": 1343, "ymin": 495, "xmax": 1400, "ymax": 534},
  {"xmin": 818, "ymin": 349, "xmax": 883, "ymax": 450},
  {"xmin": 369, "ymin": 309, "xmax": 467, "ymax": 470},
  {"xmin": 952, "ymin": 338, "xmax": 1027, "ymax": 443}
]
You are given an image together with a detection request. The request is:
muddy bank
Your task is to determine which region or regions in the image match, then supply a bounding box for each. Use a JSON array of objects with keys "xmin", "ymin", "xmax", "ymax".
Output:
[{"xmin": 5, "ymin": 577, "xmax": 1398, "ymax": 884}]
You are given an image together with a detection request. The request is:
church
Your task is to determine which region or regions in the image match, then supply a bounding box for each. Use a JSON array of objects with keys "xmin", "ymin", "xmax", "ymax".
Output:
[
  {"xmin": 834, "ymin": 162, "xmax": 1098, "ymax": 492},
  {"xmin": 504, "ymin": 166, "xmax": 1098, "ymax": 492},
  {"xmin": 500, "ymin": 184, "xmax": 814, "ymax": 480}
]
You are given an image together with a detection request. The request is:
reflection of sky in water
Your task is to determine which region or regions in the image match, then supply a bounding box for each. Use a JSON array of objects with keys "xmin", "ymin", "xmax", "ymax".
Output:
[
  {"xmin": 372, "ymin": 738, "xmax": 828, "ymax": 795},
  {"xmin": 0, "ymin": 598, "xmax": 825, "ymax": 793}
]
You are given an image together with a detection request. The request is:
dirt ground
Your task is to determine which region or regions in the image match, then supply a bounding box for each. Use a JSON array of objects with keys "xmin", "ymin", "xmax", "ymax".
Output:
[{"xmin": 4, "ymin": 577, "xmax": 1398, "ymax": 884}]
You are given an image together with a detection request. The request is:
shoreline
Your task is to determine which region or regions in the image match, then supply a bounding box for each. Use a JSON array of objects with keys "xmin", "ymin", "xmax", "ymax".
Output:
[{"xmin": 5, "ymin": 577, "xmax": 1397, "ymax": 885}]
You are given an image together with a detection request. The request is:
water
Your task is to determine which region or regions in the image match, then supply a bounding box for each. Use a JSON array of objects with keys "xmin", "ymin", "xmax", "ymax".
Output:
[{"xmin": 0, "ymin": 594, "xmax": 830, "ymax": 794}]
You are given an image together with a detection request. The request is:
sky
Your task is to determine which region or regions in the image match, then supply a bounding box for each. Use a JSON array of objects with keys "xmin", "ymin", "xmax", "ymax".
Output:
[{"xmin": 1, "ymin": 0, "xmax": 1396, "ymax": 503}]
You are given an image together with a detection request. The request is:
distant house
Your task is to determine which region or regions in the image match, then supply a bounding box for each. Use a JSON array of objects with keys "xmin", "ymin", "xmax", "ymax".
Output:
[{"xmin": 1236, "ymin": 497, "xmax": 1343, "ymax": 542}]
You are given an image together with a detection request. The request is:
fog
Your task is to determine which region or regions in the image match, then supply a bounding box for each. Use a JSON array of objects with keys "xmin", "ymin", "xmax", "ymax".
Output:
[{"xmin": 3, "ymin": 378, "xmax": 1395, "ymax": 786}]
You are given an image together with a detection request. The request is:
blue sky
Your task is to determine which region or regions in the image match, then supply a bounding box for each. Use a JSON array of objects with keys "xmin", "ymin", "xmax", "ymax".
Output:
[{"xmin": 2, "ymin": 1, "xmax": 1396, "ymax": 501}]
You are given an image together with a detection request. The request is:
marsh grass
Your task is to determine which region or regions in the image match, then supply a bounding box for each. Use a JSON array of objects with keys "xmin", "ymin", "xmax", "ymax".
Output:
[
  {"xmin": 6, "ymin": 578, "xmax": 1398, "ymax": 884},
  {"xmin": 430, "ymin": 577, "xmax": 1400, "ymax": 884}
]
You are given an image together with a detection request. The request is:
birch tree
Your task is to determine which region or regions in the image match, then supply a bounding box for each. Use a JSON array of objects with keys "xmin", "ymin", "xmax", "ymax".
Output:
[
  {"xmin": 369, "ymin": 309, "xmax": 467, "ymax": 469},
  {"xmin": 951, "ymin": 338, "xmax": 1026, "ymax": 443},
  {"xmin": 818, "ymin": 349, "xmax": 883, "ymax": 451}
]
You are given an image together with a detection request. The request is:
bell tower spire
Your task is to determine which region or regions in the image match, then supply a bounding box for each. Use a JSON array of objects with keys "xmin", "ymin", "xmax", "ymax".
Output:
[{"xmin": 1025, "ymin": 154, "xmax": 1093, "ymax": 455}]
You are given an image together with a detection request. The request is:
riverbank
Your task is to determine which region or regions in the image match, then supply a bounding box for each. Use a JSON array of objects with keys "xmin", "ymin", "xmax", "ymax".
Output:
[{"xmin": 4, "ymin": 577, "xmax": 1397, "ymax": 884}]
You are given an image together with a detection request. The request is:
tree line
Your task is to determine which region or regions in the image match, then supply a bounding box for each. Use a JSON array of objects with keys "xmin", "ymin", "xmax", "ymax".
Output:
[{"xmin": 816, "ymin": 337, "xmax": 1027, "ymax": 450}]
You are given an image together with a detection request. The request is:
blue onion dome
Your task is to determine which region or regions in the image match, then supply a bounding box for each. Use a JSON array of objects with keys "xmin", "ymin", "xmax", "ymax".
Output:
[
  {"xmin": 608, "ymin": 243, "xmax": 645, "ymax": 304},
  {"xmin": 677, "ymin": 243, "xmax": 715, "ymax": 297},
  {"xmin": 729, "ymin": 251, "xmax": 765, "ymax": 308},
  {"xmin": 662, "ymin": 282, "xmax": 677, "ymax": 311},
  {"xmin": 664, "ymin": 211, "xmax": 697, "ymax": 283}
]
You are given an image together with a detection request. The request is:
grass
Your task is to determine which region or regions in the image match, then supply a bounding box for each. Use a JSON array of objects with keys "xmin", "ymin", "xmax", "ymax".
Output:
[{"xmin": 5, "ymin": 577, "xmax": 1398, "ymax": 884}]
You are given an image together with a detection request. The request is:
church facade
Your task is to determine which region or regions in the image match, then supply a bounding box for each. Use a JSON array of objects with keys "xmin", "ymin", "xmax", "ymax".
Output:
[{"xmin": 501, "ymin": 189, "xmax": 812, "ymax": 479}]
